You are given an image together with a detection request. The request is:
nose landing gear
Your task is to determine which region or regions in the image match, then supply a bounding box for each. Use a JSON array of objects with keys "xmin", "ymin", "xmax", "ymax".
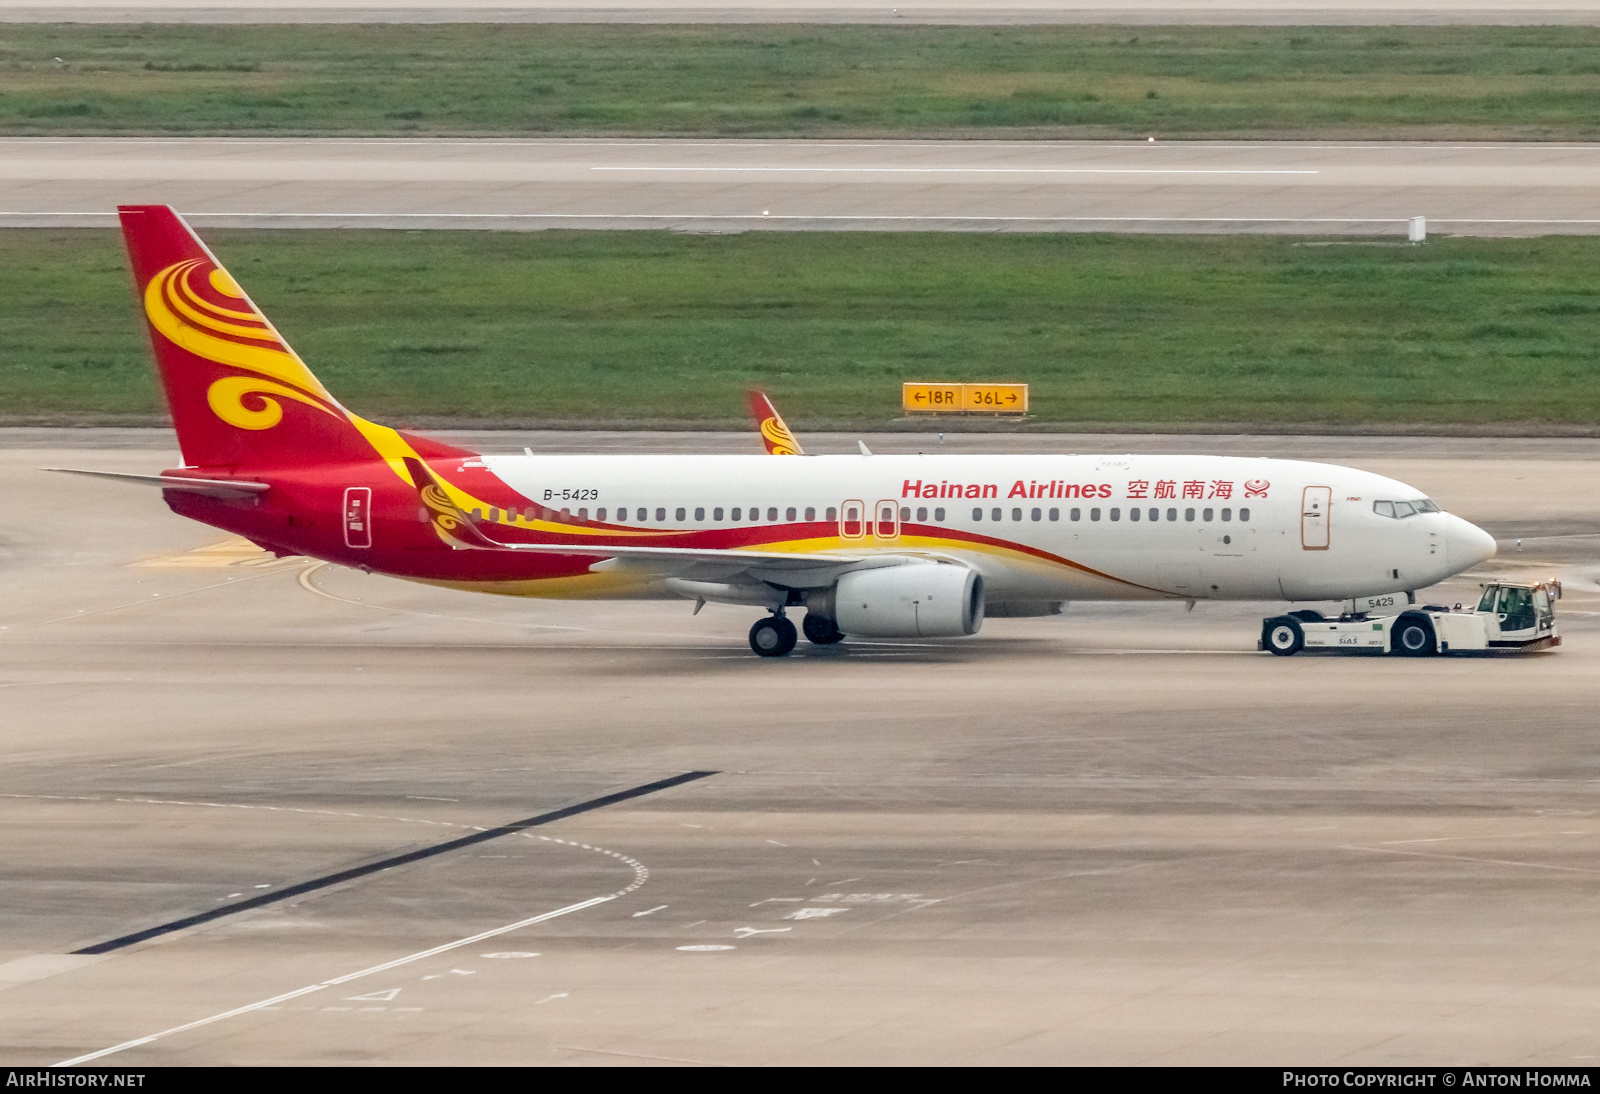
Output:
[{"xmin": 748, "ymin": 612, "xmax": 799, "ymax": 657}]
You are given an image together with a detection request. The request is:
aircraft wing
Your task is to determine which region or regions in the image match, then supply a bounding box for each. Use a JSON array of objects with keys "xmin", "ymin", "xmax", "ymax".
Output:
[
  {"xmin": 404, "ymin": 456, "xmax": 867, "ymax": 583},
  {"xmin": 465, "ymin": 540, "xmax": 862, "ymax": 568}
]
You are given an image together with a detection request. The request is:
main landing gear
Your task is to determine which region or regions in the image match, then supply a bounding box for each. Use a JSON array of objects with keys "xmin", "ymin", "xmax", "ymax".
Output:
[
  {"xmin": 749, "ymin": 613, "xmax": 798, "ymax": 657},
  {"xmin": 802, "ymin": 612, "xmax": 845, "ymax": 646},
  {"xmin": 748, "ymin": 610, "xmax": 845, "ymax": 656}
]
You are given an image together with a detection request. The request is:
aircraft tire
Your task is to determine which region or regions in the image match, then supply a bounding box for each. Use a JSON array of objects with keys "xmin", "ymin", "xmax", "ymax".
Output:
[
  {"xmin": 1264, "ymin": 617, "xmax": 1304, "ymax": 657},
  {"xmin": 1392, "ymin": 616, "xmax": 1437, "ymax": 657},
  {"xmin": 802, "ymin": 613, "xmax": 845, "ymax": 645},
  {"xmin": 750, "ymin": 615, "xmax": 798, "ymax": 657}
]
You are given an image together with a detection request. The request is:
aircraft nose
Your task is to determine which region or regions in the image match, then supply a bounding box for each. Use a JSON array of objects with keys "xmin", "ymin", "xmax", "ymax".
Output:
[{"xmin": 1446, "ymin": 514, "xmax": 1497, "ymax": 570}]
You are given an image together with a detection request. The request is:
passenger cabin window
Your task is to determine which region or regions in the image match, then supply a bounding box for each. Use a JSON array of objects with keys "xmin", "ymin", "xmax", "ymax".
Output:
[
  {"xmin": 991, "ymin": 508, "xmax": 1002, "ymax": 522},
  {"xmin": 655, "ymin": 507, "xmax": 666, "ymax": 522},
  {"xmin": 1202, "ymin": 508, "xmax": 1213, "ymax": 522},
  {"xmin": 1221, "ymin": 508, "xmax": 1231, "ymax": 522},
  {"xmin": 1110, "ymin": 508, "xmax": 1120, "ymax": 521},
  {"xmin": 972, "ymin": 508, "xmax": 983, "ymax": 521},
  {"xmin": 901, "ymin": 507, "xmax": 912, "ymax": 522},
  {"xmin": 767, "ymin": 507, "xmax": 778, "ymax": 522},
  {"xmin": 1130, "ymin": 507, "xmax": 1140, "ymax": 521},
  {"xmin": 1090, "ymin": 508, "xmax": 1101, "ymax": 521},
  {"xmin": 1167, "ymin": 508, "xmax": 1177, "ymax": 521},
  {"xmin": 695, "ymin": 507, "xmax": 705, "ymax": 521},
  {"xmin": 577, "ymin": 508, "xmax": 587, "ymax": 521},
  {"xmin": 805, "ymin": 507, "xmax": 816, "ymax": 521},
  {"xmin": 787, "ymin": 507, "xmax": 798, "ymax": 522},
  {"xmin": 1070, "ymin": 508, "xmax": 1081, "ymax": 521},
  {"xmin": 1031, "ymin": 508, "xmax": 1041, "ymax": 521},
  {"xmin": 1185, "ymin": 508, "xmax": 1196, "ymax": 522},
  {"xmin": 731, "ymin": 507, "xmax": 741, "ymax": 520},
  {"xmin": 1049, "ymin": 508, "xmax": 1059, "ymax": 521},
  {"xmin": 675, "ymin": 507, "xmax": 686, "ymax": 522},
  {"xmin": 935, "ymin": 507, "xmax": 945, "ymax": 521},
  {"xmin": 916, "ymin": 507, "xmax": 928, "ymax": 521},
  {"xmin": 1240, "ymin": 508, "xmax": 1250, "ymax": 522},
  {"xmin": 826, "ymin": 506, "xmax": 837, "ymax": 522},
  {"xmin": 713, "ymin": 507, "xmax": 724, "ymax": 521}
]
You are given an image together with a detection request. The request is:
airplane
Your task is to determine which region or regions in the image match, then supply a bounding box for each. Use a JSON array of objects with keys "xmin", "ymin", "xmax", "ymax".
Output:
[{"xmin": 53, "ymin": 204, "xmax": 1499, "ymax": 658}]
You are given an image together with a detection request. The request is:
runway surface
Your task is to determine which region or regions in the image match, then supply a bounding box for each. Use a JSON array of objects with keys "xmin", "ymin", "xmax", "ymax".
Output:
[
  {"xmin": 3, "ymin": 429, "xmax": 1600, "ymax": 1065},
  {"xmin": 6, "ymin": 138, "xmax": 1600, "ymax": 236},
  {"xmin": 6, "ymin": 2, "xmax": 1599, "ymax": 26}
]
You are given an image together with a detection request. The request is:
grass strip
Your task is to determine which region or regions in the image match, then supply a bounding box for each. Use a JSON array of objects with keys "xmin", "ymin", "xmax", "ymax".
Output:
[
  {"xmin": 3, "ymin": 228, "xmax": 1600, "ymax": 428},
  {"xmin": 3, "ymin": 228, "xmax": 1598, "ymax": 429},
  {"xmin": 4, "ymin": 24, "xmax": 1600, "ymax": 139}
]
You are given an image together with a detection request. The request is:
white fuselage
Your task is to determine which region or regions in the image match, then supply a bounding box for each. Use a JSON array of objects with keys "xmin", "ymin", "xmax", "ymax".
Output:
[{"xmin": 480, "ymin": 453, "xmax": 1497, "ymax": 603}]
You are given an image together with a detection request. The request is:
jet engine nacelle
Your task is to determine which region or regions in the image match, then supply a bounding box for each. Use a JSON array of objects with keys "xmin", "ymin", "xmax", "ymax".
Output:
[{"xmin": 833, "ymin": 564, "xmax": 984, "ymax": 638}]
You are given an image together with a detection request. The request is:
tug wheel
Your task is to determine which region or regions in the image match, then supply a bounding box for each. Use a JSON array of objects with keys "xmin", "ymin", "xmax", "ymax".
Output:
[
  {"xmin": 1392, "ymin": 616, "xmax": 1436, "ymax": 657},
  {"xmin": 1264, "ymin": 617, "xmax": 1304, "ymax": 657}
]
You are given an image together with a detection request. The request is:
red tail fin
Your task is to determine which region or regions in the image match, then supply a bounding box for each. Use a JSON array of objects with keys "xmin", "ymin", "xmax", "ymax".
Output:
[
  {"xmin": 747, "ymin": 390, "xmax": 803, "ymax": 456},
  {"xmin": 118, "ymin": 204, "xmax": 467, "ymax": 471}
]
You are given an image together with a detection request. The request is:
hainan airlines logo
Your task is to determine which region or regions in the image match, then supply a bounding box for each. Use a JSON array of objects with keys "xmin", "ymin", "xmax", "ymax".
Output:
[
  {"xmin": 143, "ymin": 259, "xmax": 342, "ymax": 431},
  {"xmin": 418, "ymin": 479, "xmax": 473, "ymax": 547},
  {"xmin": 1244, "ymin": 479, "xmax": 1271, "ymax": 498},
  {"xmin": 759, "ymin": 415, "xmax": 801, "ymax": 456}
]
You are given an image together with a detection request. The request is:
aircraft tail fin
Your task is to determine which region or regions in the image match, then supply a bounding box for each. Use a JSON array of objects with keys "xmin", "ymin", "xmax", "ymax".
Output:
[
  {"xmin": 117, "ymin": 204, "xmax": 469, "ymax": 472},
  {"xmin": 747, "ymin": 390, "xmax": 804, "ymax": 455}
]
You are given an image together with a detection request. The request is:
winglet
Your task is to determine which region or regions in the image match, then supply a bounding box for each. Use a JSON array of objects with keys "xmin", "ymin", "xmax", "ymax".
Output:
[
  {"xmin": 747, "ymin": 390, "xmax": 803, "ymax": 456},
  {"xmin": 403, "ymin": 456, "xmax": 504, "ymax": 550}
]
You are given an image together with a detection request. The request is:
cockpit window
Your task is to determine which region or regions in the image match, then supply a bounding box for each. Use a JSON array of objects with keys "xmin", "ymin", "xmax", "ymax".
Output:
[{"xmin": 1374, "ymin": 498, "xmax": 1440, "ymax": 519}]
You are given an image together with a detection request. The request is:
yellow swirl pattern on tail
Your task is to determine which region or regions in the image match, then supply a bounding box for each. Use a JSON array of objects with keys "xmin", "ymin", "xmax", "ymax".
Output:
[
  {"xmin": 760, "ymin": 415, "xmax": 802, "ymax": 456},
  {"xmin": 144, "ymin": 259, "xmax": 342, "ymax": 430}
]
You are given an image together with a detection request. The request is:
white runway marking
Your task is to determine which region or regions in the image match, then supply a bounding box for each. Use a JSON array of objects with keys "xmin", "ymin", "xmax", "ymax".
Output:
[
  {"xmin": 590, "ymin": 166, "xmax": 1320, "ymax": 175},
  {"xmin": 55, "ymin": 895, "xmax": 614, "ymax": 1066},
  {"xmin": 1344, "ymin": 844, "xmax": 1600, "ymax": 876}
]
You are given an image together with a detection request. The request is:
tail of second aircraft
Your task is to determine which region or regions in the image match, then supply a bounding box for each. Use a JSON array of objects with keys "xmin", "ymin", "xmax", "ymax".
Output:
[
  {"xmin": 748, "ymin": 390, "xmax": 803, "ymax": 456},
  {"xmin": 118, "ymin": 204, "xmax": 466, "ymax": 472}
]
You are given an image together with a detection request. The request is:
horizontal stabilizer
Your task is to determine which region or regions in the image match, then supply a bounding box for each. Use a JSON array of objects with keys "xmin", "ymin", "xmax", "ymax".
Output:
[{"xmin": 44, "ymin": 468, "xmax": 269, "ymax": 499}]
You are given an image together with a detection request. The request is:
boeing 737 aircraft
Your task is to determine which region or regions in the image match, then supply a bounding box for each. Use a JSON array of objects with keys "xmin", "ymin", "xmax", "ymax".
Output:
[{"xmin": 59, "ymin": 205, "xmax": 1498, "ymax": 657}]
